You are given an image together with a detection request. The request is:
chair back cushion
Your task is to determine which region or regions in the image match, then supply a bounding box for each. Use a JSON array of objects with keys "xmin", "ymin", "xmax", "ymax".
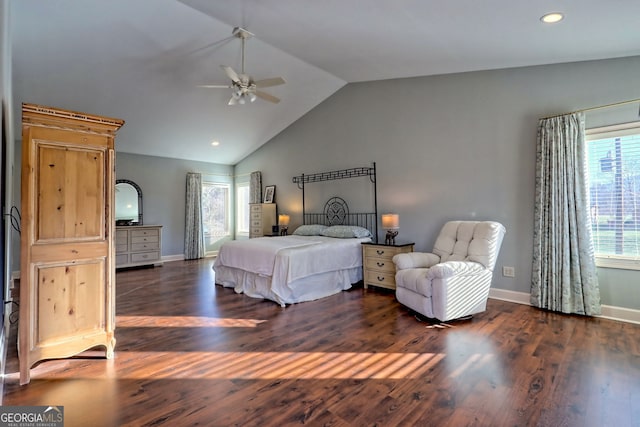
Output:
[{"xmin": 432, "ymin": 221, "xmax": 505, "ymax": 269}]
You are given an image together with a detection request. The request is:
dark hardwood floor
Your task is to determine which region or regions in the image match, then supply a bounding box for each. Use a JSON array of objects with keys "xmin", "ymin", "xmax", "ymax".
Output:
[{"xmin": 2, "ymin": 259, "xmax": 639, "ymax": 427}]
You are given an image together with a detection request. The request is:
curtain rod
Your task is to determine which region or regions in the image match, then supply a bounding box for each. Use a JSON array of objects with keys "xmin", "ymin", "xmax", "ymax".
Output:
[
  {"xmin": 540, "ymin": 97, "xmax": 640, "ymax": 120},
  {"xmin": 189, "ymin": 171, "xmax": 253, "ymax": 178},
  {"xmin": 190, "ymin": 171, "xmax": 233, "ymax": 177}
]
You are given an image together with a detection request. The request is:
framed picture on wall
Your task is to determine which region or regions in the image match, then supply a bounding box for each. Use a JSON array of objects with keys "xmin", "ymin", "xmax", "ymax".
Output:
[{"xmin": 264, "ymin": 185, "xmax": 276, "ymax": 203}]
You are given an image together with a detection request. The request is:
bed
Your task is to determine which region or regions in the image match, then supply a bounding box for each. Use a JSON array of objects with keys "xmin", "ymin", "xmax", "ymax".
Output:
[{"xmin": 214, "ymin": 164, "xmax": 378, "ymax": 306}]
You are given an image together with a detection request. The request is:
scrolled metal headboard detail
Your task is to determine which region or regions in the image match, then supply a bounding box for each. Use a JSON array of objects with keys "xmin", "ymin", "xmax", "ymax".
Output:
[
  {"xmin": 323, "ymin": 197, "xmax": 349, "ymax": 225},
  {"xmin": 303, "ymin": 197, "xmax": 377, "ymax": 238}
]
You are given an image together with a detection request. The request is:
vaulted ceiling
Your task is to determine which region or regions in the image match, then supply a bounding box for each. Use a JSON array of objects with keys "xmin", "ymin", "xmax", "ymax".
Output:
[{"xmin": 11, "ymin": 0, "xmax": 640, "ymax": 164}]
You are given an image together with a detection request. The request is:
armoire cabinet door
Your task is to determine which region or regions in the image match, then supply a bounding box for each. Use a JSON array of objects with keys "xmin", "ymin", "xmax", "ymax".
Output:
[{"xmin": 20, "ymin": 104, "xmax": 124, "ymax": 385}]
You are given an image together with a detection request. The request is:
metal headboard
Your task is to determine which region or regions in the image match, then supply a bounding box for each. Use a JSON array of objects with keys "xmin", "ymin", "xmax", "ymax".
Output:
[{"xmin": 293, "ymin": 163, "xmax": 378, "ymax": 242}]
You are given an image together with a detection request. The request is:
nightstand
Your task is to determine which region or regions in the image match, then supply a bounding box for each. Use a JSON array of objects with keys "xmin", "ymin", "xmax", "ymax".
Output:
[{"xmin": 361, "ymin": 242, "xmax": 414, "ymax": 290}]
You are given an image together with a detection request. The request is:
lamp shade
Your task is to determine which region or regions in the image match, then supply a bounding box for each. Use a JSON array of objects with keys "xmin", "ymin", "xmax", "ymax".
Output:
[
  {"xmin": 278, "ymin": 214, "xmax": 290, "ymax": 226},
  {"xmin": 381, "ymin": 214, "xmax": 399, "ymax": 230}
]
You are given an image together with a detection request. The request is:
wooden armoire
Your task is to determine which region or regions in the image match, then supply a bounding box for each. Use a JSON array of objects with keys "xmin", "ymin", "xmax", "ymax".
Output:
[{"xmin": 19, "ymin": 103, "xmax": 124, "ymax": 384}]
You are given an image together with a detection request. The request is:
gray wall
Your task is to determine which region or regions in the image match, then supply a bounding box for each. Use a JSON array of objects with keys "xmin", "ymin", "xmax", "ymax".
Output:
[
  {"xmin": 115, "ymin": 152, "xmax": 234, "ymax": 257},
  {"xmin": 236, "ymin": 56, "xmax": 640, "ymax": 311}
]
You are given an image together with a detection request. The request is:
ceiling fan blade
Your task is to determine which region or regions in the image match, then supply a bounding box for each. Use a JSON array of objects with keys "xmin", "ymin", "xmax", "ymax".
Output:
[
  {"xmin": 221, "ymin": 65, "xmax": 241, "ymax": 84},
  {"xmin": 255, "ymin": 90, "xmax": 280, "ymax": 104},
  {"xmin": 198, "ymin": 84, "xmax": 232, "ymax": 89},
  {"xmin": 253, "ymin": 77, "xmax": 286, "ymax": 88}
]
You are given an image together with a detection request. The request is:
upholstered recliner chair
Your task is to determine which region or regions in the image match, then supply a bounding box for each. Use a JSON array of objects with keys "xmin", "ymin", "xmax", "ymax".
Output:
[{"xmin": 393, "ymin": 221, "xmax": 505, "ymax": 322}]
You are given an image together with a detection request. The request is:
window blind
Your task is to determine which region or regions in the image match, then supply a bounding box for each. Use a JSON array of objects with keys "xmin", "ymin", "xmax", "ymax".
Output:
[{"xmin": 586, "ymin": 124, "xmax": 640, "ymax": 261}]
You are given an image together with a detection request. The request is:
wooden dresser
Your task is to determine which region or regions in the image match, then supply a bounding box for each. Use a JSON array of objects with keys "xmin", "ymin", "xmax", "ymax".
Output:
[
  {"xmin": 116, "ymin": 225, "xmax": 163, "ymax": 268},
  {"xmin": 249, "ymin": 203, "xmax": 277, "ymax": 238},
  {"xmin": 362, "ymin": 242, "xmax": 414, "ymax": 290}
]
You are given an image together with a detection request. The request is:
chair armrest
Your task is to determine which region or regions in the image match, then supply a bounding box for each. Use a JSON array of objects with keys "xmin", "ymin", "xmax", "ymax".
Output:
[
  {"xmin": 426, "ymin": 261, "xmax": 485, "ymax": 279},
  {"xmin": 393, "ymin": 252, "xmax": 440, "ymax": 270}
]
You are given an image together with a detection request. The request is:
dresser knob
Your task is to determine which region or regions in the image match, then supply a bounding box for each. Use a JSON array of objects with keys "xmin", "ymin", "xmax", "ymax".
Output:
[
  {"xmin": 376, "ymin": 250, "xmax": 385, "ymax": 255},
  {"xmin": 377, "ymin": 276, "xmax": 385, "ymax": 281},
  {"xmin": 376, "ymin": 262, "xmax": 385, "ymax": 267}
]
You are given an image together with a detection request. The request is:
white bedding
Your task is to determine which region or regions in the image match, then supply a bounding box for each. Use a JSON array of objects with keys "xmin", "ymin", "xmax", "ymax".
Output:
[{"xmin": 213, "ymin": 235, "xmax": 371, "ymax": 306}]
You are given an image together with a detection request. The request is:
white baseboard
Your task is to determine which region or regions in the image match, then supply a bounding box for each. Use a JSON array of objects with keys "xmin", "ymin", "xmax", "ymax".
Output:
[
  {"xmin": 489, "ymin": 288, "xmax": 640, "ymax": 325},
  {"xmin": 162, "ymin": 254, "xmax": 185, "ymax": 263},
  {"xmin": 488, "ymin": 288, "xmax": 531, "ymax": 305},
  {"xmin": 599, "ymin": 305, "xmax": 640, "ymax": 325}
]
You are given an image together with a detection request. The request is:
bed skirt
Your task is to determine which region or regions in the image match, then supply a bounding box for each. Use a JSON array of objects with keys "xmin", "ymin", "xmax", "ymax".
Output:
[{"xmin": 214, "ymin": 265, "xmax": 362, "ymax": 307}]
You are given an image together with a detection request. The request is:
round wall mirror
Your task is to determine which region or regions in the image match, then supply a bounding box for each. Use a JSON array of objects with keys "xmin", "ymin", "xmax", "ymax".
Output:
[{"xmin": 115, "ymin": 179, "xmax": 143, "ymax": 225}]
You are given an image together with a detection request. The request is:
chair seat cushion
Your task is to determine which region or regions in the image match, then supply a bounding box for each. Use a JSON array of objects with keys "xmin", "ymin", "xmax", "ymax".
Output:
[
  {"xmin": 426, "ymin": 261, "xmax": 485, "ymax": 279},
  {"xmin": 395, "ymin": 268, "xmax": 432, "ymax": 298}
]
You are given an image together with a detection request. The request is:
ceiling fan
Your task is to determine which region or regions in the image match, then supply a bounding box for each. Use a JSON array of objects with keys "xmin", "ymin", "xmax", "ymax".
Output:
[{"xmin": 199, "ymin": 27, "xmax": 285, "ymax": 105}]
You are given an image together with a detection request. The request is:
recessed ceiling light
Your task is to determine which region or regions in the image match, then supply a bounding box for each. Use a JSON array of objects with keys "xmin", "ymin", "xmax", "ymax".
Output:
[
  {"xmin": 211, "ymin": 140, "xmax": 220, "ymax": 147},
  {"xmin": 541, "ymin": 12, "xmax": 564, "ymax": 24}
]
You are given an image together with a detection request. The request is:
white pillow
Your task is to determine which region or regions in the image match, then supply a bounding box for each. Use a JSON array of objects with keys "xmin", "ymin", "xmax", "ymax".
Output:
[
  {"xmin": 292, "ymin": 224, "xmax": 328, "ymax": 236},
  {"xmin": 321, "ymin": 225, "xmax": 372, "ymax": 238}
]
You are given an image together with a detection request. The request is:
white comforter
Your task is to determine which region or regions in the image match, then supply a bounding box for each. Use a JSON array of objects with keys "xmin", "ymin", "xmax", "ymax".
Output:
[{"xmin": 214, "ymin": 235, "xmax": 370, "ymax": 304}]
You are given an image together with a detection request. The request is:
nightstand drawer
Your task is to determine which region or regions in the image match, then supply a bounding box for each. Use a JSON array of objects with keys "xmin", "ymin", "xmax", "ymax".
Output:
[
  {"xmin": 364, "ymin": 270, "xmax": 396, "ymax": 290},
  {"xmin": 362, "ymin": 242, "xmax": 414, "ymax": 291},
  {"xmin": 364, "ymin": 257, "xmax": 396, "ymax": 274},
  {"xmin": 363, "ymin": 245, "xmax": 395, "ymax": 260}
]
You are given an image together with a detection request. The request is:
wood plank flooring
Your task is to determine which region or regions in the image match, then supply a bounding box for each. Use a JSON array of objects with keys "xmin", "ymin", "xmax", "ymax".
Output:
[{"xmin": 2, "ymin": 259, "xmax": 639, "ymax": 426}]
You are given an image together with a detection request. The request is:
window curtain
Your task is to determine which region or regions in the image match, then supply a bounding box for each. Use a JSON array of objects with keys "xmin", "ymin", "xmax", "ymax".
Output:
[
  {"xmin": 531, "ymin": 112, "xmax": 601, "ymax": 315},
  {"xmin": 184, "ymin": 172, "xmax": 205, "ymax": 260},
  {"xmin": 250, "ymin": 171, "xmax": 262, "ymax": 204}
]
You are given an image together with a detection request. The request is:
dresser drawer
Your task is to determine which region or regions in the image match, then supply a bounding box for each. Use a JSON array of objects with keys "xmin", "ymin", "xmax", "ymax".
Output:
[
  {"xmin": 115, "ymin": 254, "xmax": 128, "ymax": 266},
  {"xmin": 250, "ymin": 204, "xmax": 262, "ymax": 213},
  {"xmin": 131, "ymin": 251, "xmax": 160, "ymax": 263},
  {"xmin": 116, "ymin": 225, "xmax": 163, "ymax": 268},
  {"xmin": 131, "ymin": 235, "xmax": 159, "ymax": 244},
  {"xmin": 131, "ymin": 242, "xmax": 160, "ymax": 252},
  {"xmin": 131, "ymin": 229, "xmax": 159, "ymax": 238},
  {"xmin": 115, "ymin": 231, "xmax": 128, "ymax": 245}
]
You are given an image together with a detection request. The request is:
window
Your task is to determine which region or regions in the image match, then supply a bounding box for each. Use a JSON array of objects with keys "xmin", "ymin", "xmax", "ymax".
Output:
[
  {"xmin": 586, "ymin": 122, "xmax": 640, "ymax": 270},
  {"xmin": 236, "ymin": 182, "xmax": 250, "ymax": 236},
  {"xmin": 202, "ymin": 182, "xmax": 230, "ymax": 240}
]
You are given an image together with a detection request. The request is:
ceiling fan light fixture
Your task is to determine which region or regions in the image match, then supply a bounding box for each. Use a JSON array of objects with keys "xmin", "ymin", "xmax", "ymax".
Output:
[
  {"xmin": 202, "ymin": 27, "xmax": 285, "ymax": 106},
  {"xmin": 540, "ymin": 12, "xmax": 564, "ymax": 23}
]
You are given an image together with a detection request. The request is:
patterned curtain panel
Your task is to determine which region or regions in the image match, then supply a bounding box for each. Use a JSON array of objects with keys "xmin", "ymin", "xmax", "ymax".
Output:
[
  {"xmin": 184, "ymin": 172, "xmax": 205, "ymax": 260},
  {"xmin": 250, "ymin": 171, "xmax": 262, "ymax": 204},
  {"xmin": 531, "ymin": 112, "xmax": 601, "ymax": 315}
]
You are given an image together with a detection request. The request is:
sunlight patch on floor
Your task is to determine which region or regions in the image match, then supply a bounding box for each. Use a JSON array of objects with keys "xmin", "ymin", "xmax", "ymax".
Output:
[
  {"xmin": 116, "ymin": 316, "xmax": 267, "ymax": 328},
  {"xmin": 131, "ymin": 351, "xmax": 446, "ymax": 380},
  {"xmin": 26, "ymin": 351, "xmax": 446, "ymax": 381}
]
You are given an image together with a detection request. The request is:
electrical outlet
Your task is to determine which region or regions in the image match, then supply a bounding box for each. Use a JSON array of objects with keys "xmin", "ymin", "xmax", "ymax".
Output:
[{"xmin": 502, "ymin": 266, "xmax": 515, "ymax": 277}]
